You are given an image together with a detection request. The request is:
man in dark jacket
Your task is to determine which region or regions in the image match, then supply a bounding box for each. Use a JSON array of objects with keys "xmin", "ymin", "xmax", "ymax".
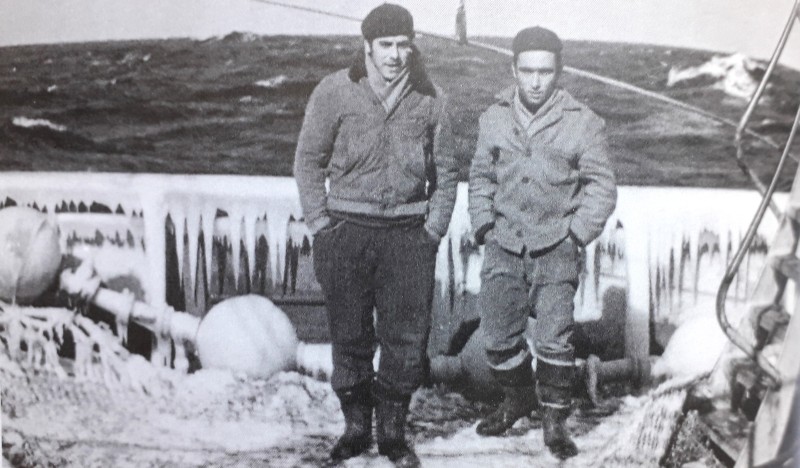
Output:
[
  {"xmin": 468, "ymin": 27, "xmax": 616, "ymax": 459},
  {"xmin": 293, "ymin": 4, "xmax": 458, "ymax": 466}
]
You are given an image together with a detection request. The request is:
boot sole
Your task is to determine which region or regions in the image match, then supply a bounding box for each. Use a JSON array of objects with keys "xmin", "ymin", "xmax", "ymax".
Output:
[{"xmin": 330, "ymin": 437, "xmax": 372, "ymax": 462}]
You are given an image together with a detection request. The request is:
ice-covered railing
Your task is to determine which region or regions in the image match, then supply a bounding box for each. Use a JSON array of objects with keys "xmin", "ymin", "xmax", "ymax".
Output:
[
  {"xmin": 0, "ymin": 172, "xmax": 785, "ymax": 363},
  {"xmin": 0, "ymin": 172, "xmax": 303, "ymax": 310},
  {"xmin": 440, "ymin": 184, "xmax": 783, "ymax": 360}
]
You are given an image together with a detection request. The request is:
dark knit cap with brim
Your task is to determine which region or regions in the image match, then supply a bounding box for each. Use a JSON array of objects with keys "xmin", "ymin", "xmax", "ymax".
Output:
[
  {"xmin": 361, "ymin": 3, "xmax": 415, "ymax": 42},
  {"xmin": 512, "ymin": 26, "xmax": 563, "ymax": 58}
]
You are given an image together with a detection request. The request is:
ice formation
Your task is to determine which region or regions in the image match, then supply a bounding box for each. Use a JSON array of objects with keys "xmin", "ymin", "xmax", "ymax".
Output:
[
  {"xmin": 0, "ymin": 301, "xmax": 173, "ymax": 395},
  {"xmin": 0, "ymin": 172, "xmax": 303, "ymax": 308},
  {"xmin": 666, "ymin": 53, "xmax": 765, "ymax": 100},
  {"xmin": 0, "ymin": 173, "xmax": 784, "ymax": 372},
  {"xmin": 440, "ymin": 184, "xmax": 779, "ymax": 361}
]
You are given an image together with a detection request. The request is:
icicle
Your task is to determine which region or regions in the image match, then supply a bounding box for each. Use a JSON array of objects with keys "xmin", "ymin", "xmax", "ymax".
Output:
[
  {"xmin": 114, "ymin": 288, "xmax": 135, "ymax": 346},
  {"xmin": 578, "ymin": 237, "xmax": 600, "ymax": 321},
  {"xmin": 451, "ymin": 231, "xmax": 465, "ymax": 294},
  {"xmin": 140, "ymin": 190, "xmax": 168, "ymax": 366},
  {"xmin": 227, "ymin": 204, "xmax": 244, "ymax": 290},
  {"xmin": 287, "ymin": 217, "xmax": 310, "ymax": 246},
  {"xmin": 2, "ymin": 304, "xmax": 23, "ymax": 359},
  {"xmin": 185, "ymin": 204, "xmax": 201, "ymax": 296},
  {"xmin": 202, "ymin": 204, "xmax": 216, "ymax": 294},
  {"xmin": 621, "ymin": 211, "xmax": 651, "ymax": 361},
  {"xmin": 243, "ymin": 205, "xmax": 259, "ymax": 290},
  {"xmin": 151, "ymin": 305, "xmax": 171, "ymax": 367},
  {"xmin": 116, "ymin": 314, "xmax": 129, "ymax": 347},
  {"xmin": 253, "ymin": 216, "xmax": 270, "ymax": 287},
  {"xmin": 463, "ymin": 248, "xmax": 483, "ymax": 295},
  {"xmin": 435, "ymin": 184, "xmax": 469, "ymax": 297},
  {"xmin": 169, "ymin": 202, "xmax": 187, "ymax": 286},
  {"xmin": 265, "ymin": 207, "xmax": 292, "ymax": 287}
]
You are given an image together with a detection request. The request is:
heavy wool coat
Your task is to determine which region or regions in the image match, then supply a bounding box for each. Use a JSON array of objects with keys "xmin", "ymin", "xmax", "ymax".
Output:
[{"xmin": 469, "ymin": 87, "xmax": 617, "ymax": 253}]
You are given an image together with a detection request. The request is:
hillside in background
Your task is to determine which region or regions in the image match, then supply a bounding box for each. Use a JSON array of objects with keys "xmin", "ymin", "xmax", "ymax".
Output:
[{"xmin": 0, "ymin": 34, "xmax": 798, "ymax": 188}]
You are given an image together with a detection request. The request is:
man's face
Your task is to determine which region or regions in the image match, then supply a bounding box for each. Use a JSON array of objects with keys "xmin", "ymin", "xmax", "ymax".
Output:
[
  {"xmin": 365, "ymin": 35, "xmax": 413, "ymax": 81},
  {"xmin": 513, "ymin": 50, "xmax": 560, "ymax": 109}
]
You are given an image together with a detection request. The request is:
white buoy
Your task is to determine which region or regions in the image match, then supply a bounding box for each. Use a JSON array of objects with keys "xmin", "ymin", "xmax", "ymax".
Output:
[
  {"xmin": 0, "ymin": 206, "xmax": 61, "ymax": 304},
  {"xmin": 195, "ymin": 295, "xmax": 299, "ymax": 378}
]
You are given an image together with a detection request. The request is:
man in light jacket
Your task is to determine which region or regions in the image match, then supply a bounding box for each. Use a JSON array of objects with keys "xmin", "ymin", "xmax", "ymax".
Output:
[
  {"xmin": 293, "ymin": 4, "xmax": 458, "ymax": 466},
  {"xmin": 468, "ymin": 26, "xmax": 616, "ymax": 459}
]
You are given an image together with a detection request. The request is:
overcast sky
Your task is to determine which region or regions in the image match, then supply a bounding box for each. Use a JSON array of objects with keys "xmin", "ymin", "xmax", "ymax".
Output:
[{"xmin": 2, "ymin": 0, "xmax": 799, "ymax": 69}]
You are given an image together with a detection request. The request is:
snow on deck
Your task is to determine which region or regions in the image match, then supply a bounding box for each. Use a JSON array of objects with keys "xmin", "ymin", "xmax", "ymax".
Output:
[{"xmin": 1, "ymin": 358, "xmax": 699, "ymax": 467}]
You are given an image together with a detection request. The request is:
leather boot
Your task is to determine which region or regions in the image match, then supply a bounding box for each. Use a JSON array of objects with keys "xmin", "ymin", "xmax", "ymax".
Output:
[
  {"xmin": 375, "ymin": 388, "xmax": 420, "ymax": 467},
  {"xmin": 476, "ymin": 385, "xmax": 538, "ymax": 436},
  {"xmin": 330, "ymin": 382, "xmax": 373, "ymax": 461},
  {"xmin": 542, "ymin": 406, "xmax": 578, "ymax": 460}
]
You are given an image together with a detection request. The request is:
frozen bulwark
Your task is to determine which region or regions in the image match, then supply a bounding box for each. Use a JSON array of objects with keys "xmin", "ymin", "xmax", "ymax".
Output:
[{"xmin": 0, "ymin": 173, "xmax": 784, "ymax": 361}]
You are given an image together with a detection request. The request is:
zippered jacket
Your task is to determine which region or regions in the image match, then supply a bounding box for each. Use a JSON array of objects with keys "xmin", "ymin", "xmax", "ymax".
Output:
[
  {"xmin": 294, "ymin": 52, "xmax": 459, "ymax": 237},
  {"xmin": 469, "ymin": 87, "xmax": 617, "ymax": 253}
]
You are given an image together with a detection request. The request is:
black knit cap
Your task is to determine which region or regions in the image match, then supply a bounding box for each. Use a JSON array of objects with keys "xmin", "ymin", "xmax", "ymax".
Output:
[
  {"xmin": 512, "ymin": 26, "xmax": 562, "ymax": 58},
  {"xmin": 361, "ymin": 3, "xmax": 415, "ymax": 42}
]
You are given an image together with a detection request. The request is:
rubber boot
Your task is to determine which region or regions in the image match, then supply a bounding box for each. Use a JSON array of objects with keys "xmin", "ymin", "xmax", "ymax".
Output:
[
  {"xmin": 542, "ymin": 405, "xmax": 578, "ymax": 460},
  {"xmin": 375, "ymin": 387, "xmax": 420, "ymax": 467},
  {"xmin": 537, "ymin": 343, "xmax": 578, "ymax": 460},
  {"xmin": 330, "ymin": 382, "xmax": 373, "ymax": 462},
  {"xmin": 476, "ymin": 385, "xmax": 538, "ymax": 436}
]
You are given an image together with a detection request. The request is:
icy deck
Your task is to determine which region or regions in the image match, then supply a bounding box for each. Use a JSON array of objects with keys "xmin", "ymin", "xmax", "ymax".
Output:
[{"xmin": 1, "ymin": 356, "xmax": 696, "ymax": 467}]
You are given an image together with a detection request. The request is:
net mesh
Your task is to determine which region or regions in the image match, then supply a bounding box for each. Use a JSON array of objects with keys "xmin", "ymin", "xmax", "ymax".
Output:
[{"xmin": 1, "ymin": 301, "xmax": 699, "ymax": 467}]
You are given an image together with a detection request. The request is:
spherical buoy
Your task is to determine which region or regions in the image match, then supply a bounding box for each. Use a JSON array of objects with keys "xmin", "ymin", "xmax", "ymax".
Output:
[
  {"xmin": 0, "ymin": 206, "xmax": 61, "ymax": 304},
  {"xmin": 195, "ymin": 295, "xmax": 299, "ymax": 378}
]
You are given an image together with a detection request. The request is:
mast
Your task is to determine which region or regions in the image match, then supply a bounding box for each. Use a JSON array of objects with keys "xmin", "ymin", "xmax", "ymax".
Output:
[{"xmin": 456, "ymin": 0, "xmax": 468, "ymax": 45}]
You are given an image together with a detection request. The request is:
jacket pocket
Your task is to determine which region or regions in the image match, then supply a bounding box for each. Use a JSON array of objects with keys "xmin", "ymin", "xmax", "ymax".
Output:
[
  {"xmin": 542, "ymin": 147, "xmax": 579, "ymax": 186},
  {"xmin": 493, "ymin": 147, "xmax": 524, "ymax": 185},
  {"xmin": 334, "ymin": 113, "xmax": 379, "ymax": 174},
  {"xmin": 395, "ymin": 117, "xmax": 429, "ymax": 179},
  {"xmin": 314, "ymin": 219, "xmax": 346, "ymax": 240}
]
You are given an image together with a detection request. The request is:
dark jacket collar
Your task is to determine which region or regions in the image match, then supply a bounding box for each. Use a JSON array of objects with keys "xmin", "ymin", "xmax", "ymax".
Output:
[{"xmin": 348, "ymin": 45, "xmax": 438, "ymax": 98}]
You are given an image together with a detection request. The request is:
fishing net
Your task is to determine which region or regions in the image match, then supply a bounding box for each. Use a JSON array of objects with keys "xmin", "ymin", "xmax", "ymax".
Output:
[
  {"xmin": 1, "ymin": 299, "xmax": 701, "ymax": 467},
  {"xmin": 415, "ymin": 375, "xmax": 703, "ymax": 467},
  {"xmin": 0, "ymin": 301, "xmax": 341, "ymax": 467},
  {"xmin": 568, "ymin": 375, "xmax": 705, "ymax": 467}
]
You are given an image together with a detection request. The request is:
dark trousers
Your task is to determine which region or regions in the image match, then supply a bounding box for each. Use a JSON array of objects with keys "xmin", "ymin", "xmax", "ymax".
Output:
[
  {"xmin": 313, "ymin": 220, "xmax": 438, "ymax": 396},
  {"xmin": 478, "ymin": 236, "xmax": 580, "ymax": 388}
]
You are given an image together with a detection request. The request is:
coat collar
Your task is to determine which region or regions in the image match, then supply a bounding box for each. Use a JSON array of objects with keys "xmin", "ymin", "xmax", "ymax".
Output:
[
  {"xmin": 495, "ymin": 87, "xmax": 582, "ymax": 140},
  {"xmin": 495, "ymin": 86, "xmax": 581, "ymax": 110},
  {"xmin": 348, "ymin": 45, "xmax": 438, "ymax": 98}
]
